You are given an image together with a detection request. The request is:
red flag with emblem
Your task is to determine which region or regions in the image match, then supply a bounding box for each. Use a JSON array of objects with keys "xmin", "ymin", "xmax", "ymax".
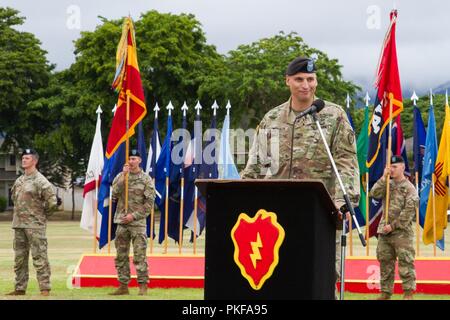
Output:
[{"xmin": 106, "ymin": 17, "xmax": 147, "ymax": 158}]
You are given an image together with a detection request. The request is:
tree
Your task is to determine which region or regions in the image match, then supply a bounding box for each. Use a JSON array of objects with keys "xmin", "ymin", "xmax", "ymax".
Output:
[
  {"xmin": 198, "ymin": 32, "xmax": 360, "ymax": 129},
  {"xmin": 71, "ymin": 11, "xmax": 222, "ymax": 137},
  {"xmin": 0, "ymin": 7, "xmax": 52, "ymax": 149},
  {"xmin": 29, "ymin": 70, "xmax": 95, "ymax": 219}
]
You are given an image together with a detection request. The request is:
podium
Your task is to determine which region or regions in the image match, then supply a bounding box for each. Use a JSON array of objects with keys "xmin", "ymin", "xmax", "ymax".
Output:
[{"xmin": 196, "ymin": 179, "xmax": 338, "ymax": 300}]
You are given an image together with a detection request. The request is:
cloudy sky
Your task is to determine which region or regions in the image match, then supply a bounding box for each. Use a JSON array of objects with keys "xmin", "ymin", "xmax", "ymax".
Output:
[{"xmin": 3, "ymin": 0, "xmax": 450, "ymax": 95}]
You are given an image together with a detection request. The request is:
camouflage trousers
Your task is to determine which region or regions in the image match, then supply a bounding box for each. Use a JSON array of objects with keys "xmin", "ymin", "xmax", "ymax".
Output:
[
  {"xmin": 376, "ymin": 233, "xmax": 416, "ymax": 295},
  {"xmin": 114, "ymin": 225, "xmax": 149, "ymax": 285},
  {"xmin": 13, "ymin": 228, "xmax": 51, "ymax": 291}
]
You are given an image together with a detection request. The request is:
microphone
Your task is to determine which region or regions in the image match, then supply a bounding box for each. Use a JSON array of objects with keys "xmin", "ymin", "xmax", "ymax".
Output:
[{"xmin": 295, "ymin": 99, "xmax": 325, "ymax": 119}]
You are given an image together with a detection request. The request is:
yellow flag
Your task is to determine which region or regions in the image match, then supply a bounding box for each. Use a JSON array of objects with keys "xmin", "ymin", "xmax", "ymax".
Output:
[{"xmin": 423, "ymin": 104, "xmax": 450, "ymax": 246}]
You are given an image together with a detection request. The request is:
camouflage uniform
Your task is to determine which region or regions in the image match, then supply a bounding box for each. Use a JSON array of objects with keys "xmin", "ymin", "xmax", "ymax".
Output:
[
  {"xmin": 112, "ymin": 169, "xmax": 155, "ymax": 286},
  {"xmin": 241, "ymin": 98, "xmax": 360, "ymax": 290},
  {"xmin": 11, "ymin": 170, "xmax": 57, "ymax": 292},
  {"xmin": 370, "ymin": 176, "xmax": 419, "ymax": 296}
]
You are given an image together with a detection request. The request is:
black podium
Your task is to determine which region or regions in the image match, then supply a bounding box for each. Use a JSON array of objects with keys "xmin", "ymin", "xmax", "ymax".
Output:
[{"xmin": 196, "ymin": 179, "xmax": 338, "ymax": 300}]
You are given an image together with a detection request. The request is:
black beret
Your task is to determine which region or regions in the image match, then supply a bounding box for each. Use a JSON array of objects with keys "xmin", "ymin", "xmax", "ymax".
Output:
[
  {"xmin": 286, "ymin": 57, "xmax": 316, "ymax": 75},
  {"xmin": 129, "ymin": 149, "xmax": 141, "ymax": 158},
  {"xmin": 391, "ymin": 155, "xmax": 404, "ymax": 164},
  {"xmin": 22, "ymin": 148, "xmax": 37, "ymax": 156}
]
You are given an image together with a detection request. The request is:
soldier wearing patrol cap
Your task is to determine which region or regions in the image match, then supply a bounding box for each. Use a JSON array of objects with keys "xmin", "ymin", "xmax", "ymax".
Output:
[
  {"xmin": 241, "ymin": 56, "xmax": 360, "ymax": 299},
  {"xmin": 109, "ymin": 149, "xmax": 155, "ymax": 296},
  {"xmin": 7, "ymin": 148, "xmax": 59, "ymax": 296},
  {"xmin": 370, "ymin": 155, "xmax": 419, "ymax": 300}
]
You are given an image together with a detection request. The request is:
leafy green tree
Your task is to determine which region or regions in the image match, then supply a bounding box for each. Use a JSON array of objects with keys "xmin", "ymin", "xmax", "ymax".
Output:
[
  {"xmin": 0, "ymin": 7, "xmax": 52, "ymax": 149},
  {"xmin": 71, "ymin": 11, "xmax": 222, "ymax": 136},
  {"xmin": 198, "ymin": 32, "xmax": 360, "ymax": 129},
  {"xmin": 402, "ymin": 94, "xmax": 447, "ymax": 141}
]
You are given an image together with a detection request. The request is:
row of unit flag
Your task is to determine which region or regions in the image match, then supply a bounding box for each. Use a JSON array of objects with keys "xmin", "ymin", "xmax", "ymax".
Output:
[
  {"xmin": 345, "ymin": 10, "xmax": 448, "ymax": 255},
  {"xmin": 79, "ymin": 16, "xmax": 240, "ymax": 253},
  {"xmin": 80, "ymin": 98, "xmax": 241, "ymax": 252}
]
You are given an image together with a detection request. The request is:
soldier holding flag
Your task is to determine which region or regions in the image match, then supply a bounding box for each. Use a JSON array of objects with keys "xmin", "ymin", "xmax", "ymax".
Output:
[
  {"xmin": 370, "ymin": 155, "xmax": 418, "ymax": 300},
  {"xmin": 109, "ymin": 149, "xmax": 155, "ymax": 296}
]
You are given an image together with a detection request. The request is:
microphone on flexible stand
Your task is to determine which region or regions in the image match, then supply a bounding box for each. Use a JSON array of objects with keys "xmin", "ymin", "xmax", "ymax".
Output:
[{"xmin": 295, "ymin": 99, "xmax": 325, "ymax": 120}]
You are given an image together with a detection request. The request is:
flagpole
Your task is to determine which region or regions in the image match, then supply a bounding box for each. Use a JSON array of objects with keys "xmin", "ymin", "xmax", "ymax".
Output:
[
  {"xmin": 365, "ymin": 172, "xmax": 370, "ymax": 256},
  {"xmin": 148, "ymin": 103, "xmax": 160, "ymax": 255},
  {"xmin": 179, "ymin": 103, "xmax": 188, "ymax": 254},
  {"xmin": 415, "ymin": 172, "xmax": 420, "ymax": 257},
  {"xmin": 363, "ymin": 93, "xmax": 370, "ymax": 257},
  {"xmin": 385, "ymin": 93, "xmax": 395, "ymax": 224},
  {"xmin": 193, "ymin": 188, "xmax": 198, "ymax": 254},
  {"xmin": 411, "ymin": 91, "xmax": 420, "ymax": 257},
  {"xmin": 93, "ymin": 179, "xmax": 99, "ymax": 253},
  {"xmin": 432, "ymin": 174, "xmax": 437, "ymax": 256},
  {"xmin": 125, "ymin": 94, "xmax": 130, "ymax": 216},
  {"xmin": 345, "ymin": 94, "xmax": 353, "ymax": 256},
  {"xmin": 179, "ymin": 178, "xmax": 185, "ymax": 253},
  {"xmin": 108, "ymin": 188, "xmax": 112, "ymax": 254},
  {"xmin": 192, "ymin": 102, "xmax": 202, "ymax": 255},
  {"xmin": 164, "ymin": 102, "xmax": 174, "ymax": 254},
  {"xmin": 149, "ymin": 206, "xmax": 155, "ymax": 254},
  {"xmin": 164, "ymin": 181, "xmax": 169, "ymax": 253}
]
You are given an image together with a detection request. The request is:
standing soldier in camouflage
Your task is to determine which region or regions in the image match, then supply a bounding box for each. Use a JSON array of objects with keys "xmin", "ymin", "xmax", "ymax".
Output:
[
  {"xmin": 370, "ymin": 155, "xmax": 418, "ymax": 300},
  {"xmin": 109, "ymin": 149, "xmax": 155, "ymax": 296},
  {"xmin": 241, "ymin": 56, "xmax": 360, "ymax": 298},
  {"xmin": 7, "ymin": 148, "xmax": 59, "ymax": 296}
]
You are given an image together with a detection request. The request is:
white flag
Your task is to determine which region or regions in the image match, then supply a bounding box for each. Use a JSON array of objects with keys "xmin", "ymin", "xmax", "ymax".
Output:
[{"xmin": 80, "ymin": 106, "xmax": 104, "ymax": 236}]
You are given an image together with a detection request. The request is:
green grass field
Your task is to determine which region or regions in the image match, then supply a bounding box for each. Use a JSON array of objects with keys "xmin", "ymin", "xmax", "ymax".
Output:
[{"xmin": 0, "ymin": 211, "xmax": 449, "ymax": 300}]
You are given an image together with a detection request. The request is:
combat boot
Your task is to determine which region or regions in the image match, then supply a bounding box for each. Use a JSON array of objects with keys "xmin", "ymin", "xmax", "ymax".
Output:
[
  {"xmin": 109, "ymin": 284, "xmax": 129, "ymax": 295},
  {"xmin": 403, "ymin": 291, "xmax": 414, "ymax": 300},
  {"xmin": 138, "ymin": 283, "xmax": 148, "ymax": 296},
  {"xmin": 376, "ymin": 292, "xmax": 391, "ymax": 300},
  {"xmin": 6, "ymin": 290, "xmax": 26, "ymax": 296},
  {"xmin": 41, "ymin": 290, "xmax": 50, "ymax": 296}
]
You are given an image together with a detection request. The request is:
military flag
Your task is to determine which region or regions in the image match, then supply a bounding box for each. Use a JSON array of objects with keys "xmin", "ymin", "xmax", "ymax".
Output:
[
  {"xmin": 413, "ymin": 99, "xmax": 427, "ymax": 188},
  {"xmin": 145, "ymin": 104, "xmax": 161, "ymax": 178},
  {"xmin": 98, "ymin": 142, "xmax": 125, "ymax": 249},
  {"xmin": 423, "ymin": 101, "xmax": 450, "ymax": 250},
  {"xmin": 194, "ymin": 102, "xmax": 219, "ymax": 236},
  {"xmin": 80, "ymin": 106, "xmax": 104, "ymax": 239},
  {"xmin": 345, "ymin": 94, "xmax": 355, "ymax": 130},
  {"xmin": 367, "ymin": 10, "xmax": 404, "ymax": 237},
  {"xmin": 155, "ymin": 102, "xmax": 174, "ymax": 248},
  {"xmin": 218, "ymin": 101, "xmax": 240, "ymax": 179},
  {"xmin": 419, "ymin": 102, "xmax": 438, "ymax": 229},
  {"xmin": 106, "ymin": 17, "xmax": 147, "ymax": 158},
  {"xmin": 185, "ymin": 102, "xmax": 204, "ymax": 242},
  {"xmin": 354, "ymin": 103, "xmax": 370, "ymax": 226},
  {"xmin": 145, "ymin": 105, "xmax": 161, "ymax": 244}
]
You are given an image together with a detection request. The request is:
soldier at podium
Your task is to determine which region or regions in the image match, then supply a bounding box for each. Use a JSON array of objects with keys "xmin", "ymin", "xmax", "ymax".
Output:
[{"xmin": 241, "ymin": 56, "xmax": 360, "ymax": 296}]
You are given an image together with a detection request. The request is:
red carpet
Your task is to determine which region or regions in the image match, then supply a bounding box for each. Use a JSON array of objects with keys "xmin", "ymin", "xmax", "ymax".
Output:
[
  {"xmin": 72, "ymin": 254, "xmax": 204, "ymax": 288},
  {"xmin": 73, "ymin": 254, "xmax": 450, "ymax": 294},
  {"xmin": 340, "ymin": 256, "xmax": 450, "ymax": 294}
]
